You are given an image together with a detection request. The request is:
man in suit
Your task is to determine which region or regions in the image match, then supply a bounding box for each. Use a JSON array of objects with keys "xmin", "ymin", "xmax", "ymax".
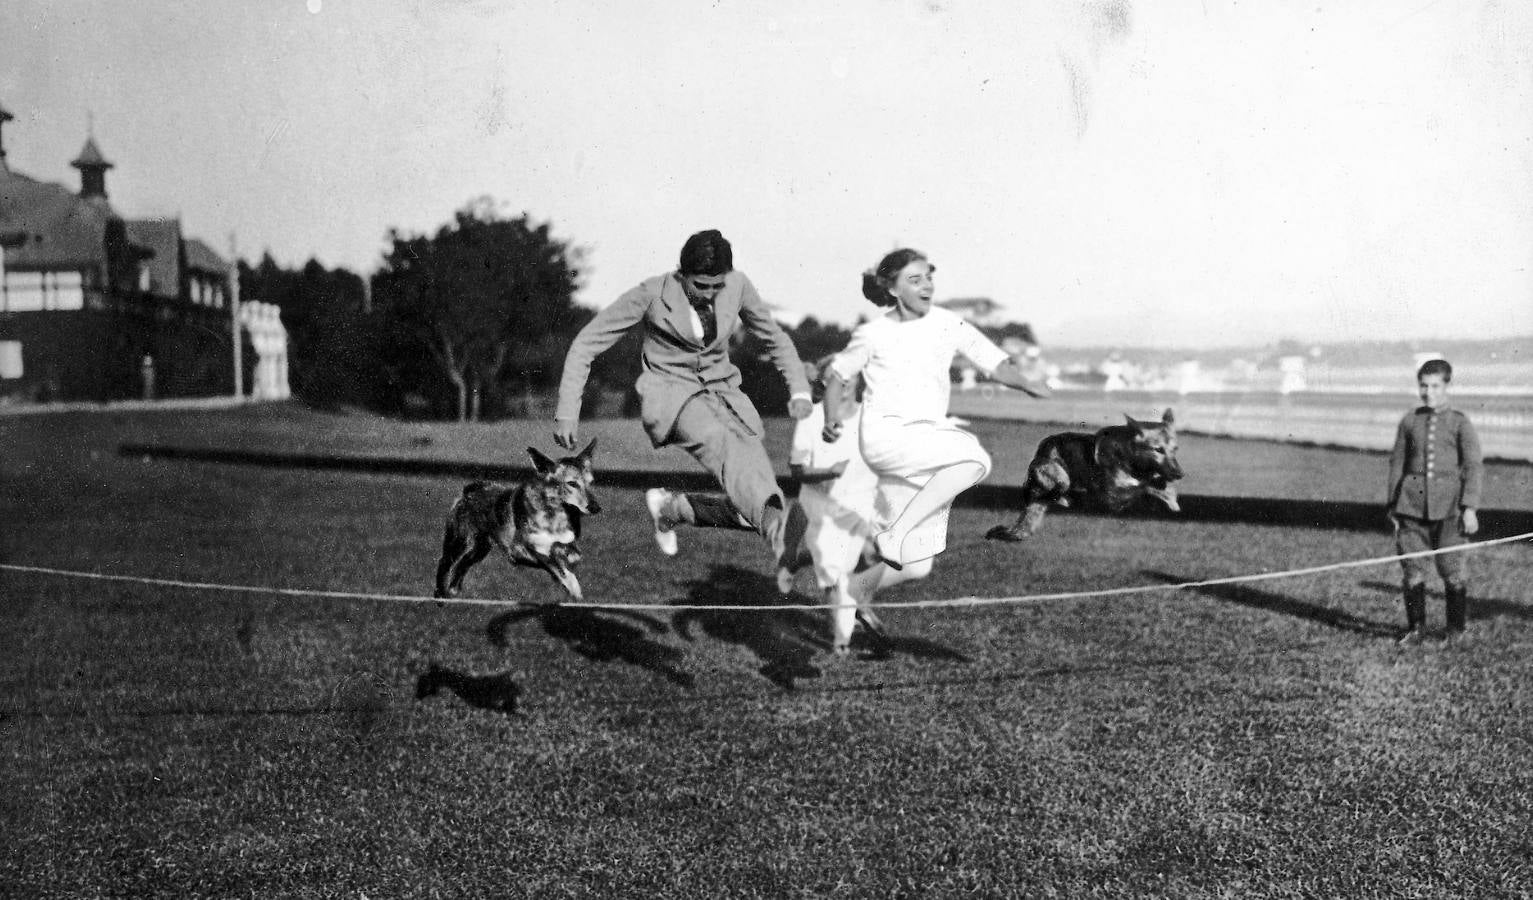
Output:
[{"xmin": 553, "ymin": 229, "xmax": 812, "ymax": 563}]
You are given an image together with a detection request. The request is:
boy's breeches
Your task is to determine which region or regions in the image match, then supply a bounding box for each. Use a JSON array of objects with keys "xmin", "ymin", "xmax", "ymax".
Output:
[
  {"xmin": 1395, "ymin": 513, "xmax": 1467, "ymax": 588},
  {"xmin": 669, "ymin": 391, "xmax": 782, "ymax": 533}
]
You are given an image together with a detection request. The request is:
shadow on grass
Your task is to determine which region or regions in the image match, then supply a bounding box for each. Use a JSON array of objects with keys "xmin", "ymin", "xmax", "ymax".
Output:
[
  {"xmin": 964, "ymin": 487, "xmax": 1533, "ymax": 538},
  {"xmin": 414, "ymin": 664, "xmax": 522, "ymax": 716},
  {"xmin": 672, "ymin": 565, "xmax": 828, "ymax": 690},
  {"xmin": 670, "ymin": 565, "xmax": 971, "ymax": 689},
  {"xmin": 1357, "ymin": 579, "xmax": 1533, "ymax": 623},
  {"xmin": 486, "ymin": 605, "xmax": 695, "ymax": 688},
  {"xmin": 1142, "ymin": 569, "xmax": 1400, "ymax": 638},
  {"xmin": 118, "ymin": 443, "xmax": 1533, "ymax": 535}
]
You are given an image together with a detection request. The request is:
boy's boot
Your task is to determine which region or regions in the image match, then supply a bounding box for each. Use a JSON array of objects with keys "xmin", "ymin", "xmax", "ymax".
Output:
[
  {"xmin": 1396, "ymin": 583, "xmax": 1428, "ymax": 645},
  {"xmin": 1445, "ymin": 583, "xmax": 1469, "ymax": 636}
]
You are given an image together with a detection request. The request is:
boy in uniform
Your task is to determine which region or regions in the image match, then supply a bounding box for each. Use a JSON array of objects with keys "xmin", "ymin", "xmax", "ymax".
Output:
[{"xmin": 1385, "ymin": 358, "xmax": 1483, "ymax": 644}]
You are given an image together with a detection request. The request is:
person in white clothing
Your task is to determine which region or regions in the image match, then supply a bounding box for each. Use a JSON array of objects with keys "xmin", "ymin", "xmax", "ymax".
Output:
[
  {"xmin": 778, "ymin": 359, "xmax": 882, "ymax": 654},
  {"xmin": 822, "ymin": 248, "xmax": 1049, "ymax": 606}
]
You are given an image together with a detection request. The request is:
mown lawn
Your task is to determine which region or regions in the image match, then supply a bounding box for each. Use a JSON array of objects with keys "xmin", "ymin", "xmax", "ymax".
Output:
[{"xmin": 3, "ymin": 404, "xmax": 1532, "ymax": 898}]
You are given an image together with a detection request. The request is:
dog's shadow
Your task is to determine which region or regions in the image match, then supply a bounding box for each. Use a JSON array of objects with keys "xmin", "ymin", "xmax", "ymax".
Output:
[
  {"xmin": 414, "ymin": 664, "xmax": 523, "ymax": 716},
  {"xmin": 1143, "ymin": 570, "xmax": 1400, "ymax": 638},
  {"xmin": 1358, "ymin": 580, "xmax": 1533, "ymax": 622},
  {"xmin": 486, "ymin": 605, "xmax": 695, "ymax": 689}
]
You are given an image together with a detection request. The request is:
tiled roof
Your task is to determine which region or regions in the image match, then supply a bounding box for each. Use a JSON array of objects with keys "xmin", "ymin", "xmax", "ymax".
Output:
[
  {"xmin": 125, "ymin": 218, "xmax": 182, "ymax": 298},
  {"xmin": 183, "ymin": 237, "xmax": 229, "ymax": 275},
  {"xmin": 0, "ymin": 168, "xmax": 113, "ymax": 268}
]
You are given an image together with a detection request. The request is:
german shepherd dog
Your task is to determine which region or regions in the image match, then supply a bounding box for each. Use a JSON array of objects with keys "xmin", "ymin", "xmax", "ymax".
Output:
[
  {"xmin": 985, "ymin": 410, "xmax": 1183, "ymax": 541},
  {"xmin": 433, "ymin": 440, "xmax": 600, "ymax": 602}
]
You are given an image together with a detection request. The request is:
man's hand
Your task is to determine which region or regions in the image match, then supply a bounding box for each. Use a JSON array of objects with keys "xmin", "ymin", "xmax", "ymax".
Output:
[
  {"xmin": 553, "ymin": 418, "xmax": 579, "ymax": 451},
  {"xmin": 788, "ymin": 397, "xmax": 813, "ymax": 420},
  {"xmin": 1462, "ymin": 508, "xmax": 1480, "ymax": 536}
]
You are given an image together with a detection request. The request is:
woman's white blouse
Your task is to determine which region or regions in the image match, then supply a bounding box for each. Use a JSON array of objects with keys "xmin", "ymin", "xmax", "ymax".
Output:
[{"xmin": 829, "ymin": 306, "xmax": 1009, "ymax": 423}]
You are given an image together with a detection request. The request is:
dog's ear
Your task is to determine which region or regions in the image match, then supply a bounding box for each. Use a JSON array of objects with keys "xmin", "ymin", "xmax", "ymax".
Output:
[
  {"xmin": 1161, "ymin": 408, "xmax": 1176, "ymax": 429},
  {"xmin": 1123, "ymin": 413, "xmax": 1142, "ymax": 429},
  {"xmin": 576, "ymin": 437, "xmax": 597, "ymax": 466},
  {"xmin": 528, "ymin": 447, "xmax": 557, "ymax": 473}
]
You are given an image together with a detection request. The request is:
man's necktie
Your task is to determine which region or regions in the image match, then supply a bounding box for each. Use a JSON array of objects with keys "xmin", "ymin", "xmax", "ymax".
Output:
[{"xmin": 695, "ymin": 302, "xmax": 717, "ymax": 345}]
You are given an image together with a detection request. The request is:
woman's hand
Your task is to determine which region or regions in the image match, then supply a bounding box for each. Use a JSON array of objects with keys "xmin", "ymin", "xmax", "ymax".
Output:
[
  {"xmin": 821, "ymin": 418, "xmax": 843, "ymax": 443},
  {"xmin": 993, "ymin": 358, "xmax": 1052, "ymax": 399}
]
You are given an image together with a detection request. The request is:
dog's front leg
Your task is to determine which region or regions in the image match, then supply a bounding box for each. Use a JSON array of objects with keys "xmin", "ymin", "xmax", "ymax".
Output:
[{"xmin": 533, "ymin": 543, "xmax": 583, "ymax": 603}]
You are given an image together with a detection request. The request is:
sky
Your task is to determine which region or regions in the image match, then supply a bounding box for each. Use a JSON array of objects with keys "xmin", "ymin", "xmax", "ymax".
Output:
[{"xmin": 2, "ymin": 0, "xmax": 1529, "ymax": 349}]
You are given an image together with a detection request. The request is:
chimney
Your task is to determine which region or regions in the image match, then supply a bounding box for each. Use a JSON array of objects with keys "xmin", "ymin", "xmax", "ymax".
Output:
[{"xmin": 71, "ymin": 135, "xmax": 114, "ymax": 200}]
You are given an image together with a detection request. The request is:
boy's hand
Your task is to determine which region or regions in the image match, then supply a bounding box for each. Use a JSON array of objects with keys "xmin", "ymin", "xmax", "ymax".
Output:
[
  {"xmin": 788, "ymin": 397, "xmax": 813, "ymax": 420},
  {"xmin": 1386, "ymin": 511, "xmax": 1400, "ymax": 534},
  {"xmin": 1462, "ymin": 508, "xmax": 1479, "ymax": 536}
]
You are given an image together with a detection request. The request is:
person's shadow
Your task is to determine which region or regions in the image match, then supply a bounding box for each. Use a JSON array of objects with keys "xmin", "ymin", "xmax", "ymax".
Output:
[
  {"xmin": 1358, "ymin": 580, "xmax": 1533, "ymax": 623},
  {"xmin": 486, "ymin": 604, "xmax": 695, "ymax": 688},
  {"xmin": 414, "ymin": 664, "xmax": 523, "ymax": 716},
  {"xmin": 1142, "ymin": 570, "xmax": 1400, "ymax": 638},
  {"xmin": 671, "ymin": 565, "xmax": 828, "ymax": 689},
  {"xmin": 670, "ymin": 565, "xmax": 971, "ymax": 688}
]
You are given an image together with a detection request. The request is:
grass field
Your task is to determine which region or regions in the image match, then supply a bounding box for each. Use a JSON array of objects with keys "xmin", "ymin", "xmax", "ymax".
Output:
[{"xmin": 4, "ymin": 404, "xmax": 1533, "ymax": 898}]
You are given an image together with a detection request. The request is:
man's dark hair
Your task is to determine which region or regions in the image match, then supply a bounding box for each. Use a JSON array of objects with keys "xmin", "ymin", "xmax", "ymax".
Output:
[
  {"xmin": 1417, "ymin": 358, "xmax": 1453, "ymax": 382},
  {"xmin": 679, "ymin": 229, "xmax": 733, "ymax": 276}
]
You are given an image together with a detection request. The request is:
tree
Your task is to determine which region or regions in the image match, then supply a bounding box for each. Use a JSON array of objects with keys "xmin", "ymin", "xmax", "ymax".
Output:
[
  {"xmin": 735, "ymin": 315, "xmax": 854, "ymax": 417},
  {"xmin": 239, "ymin": 253, "xmax": 382, "ymax": 410},
  {"xmin": 372, "ymin": 199, "xmax": 585, "ymax": 421}
]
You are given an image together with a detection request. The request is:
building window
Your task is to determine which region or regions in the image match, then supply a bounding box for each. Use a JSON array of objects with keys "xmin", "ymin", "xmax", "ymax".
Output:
[
  {"xmin": 49, "ymin": 271, "xmax": 84, "ymax": 310},
  {"xmin": 138, "ymin": 264, "xmax": 152, "ymax": 293},
  {"xmin": 0, "ymin": 270, "xmax": 86, "ymax": 311},
  {"xmin": 4, "ymin": 271, "xmax": 44, "ymax": 311},
  {"xmin": 0, "ymin": 341, "xmax": 21, "ymax": 379}
]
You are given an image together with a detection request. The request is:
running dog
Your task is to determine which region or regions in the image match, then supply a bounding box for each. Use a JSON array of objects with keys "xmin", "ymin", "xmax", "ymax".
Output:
[
  {"xmin": 985, "ymin": 410, "xmax": 1183, "ymax": 541},
  {"xmin": 433, "ymin": 440, "xmax": 599, "ymax": 602}
]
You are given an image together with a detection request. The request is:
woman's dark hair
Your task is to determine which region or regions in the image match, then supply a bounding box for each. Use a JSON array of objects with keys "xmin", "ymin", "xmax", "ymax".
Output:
[
  {"xmin": 1417, "ymin": 358, "xmax": 1453, "ymax": 382},
  {"xmin": 860, "ymin": 248, "xmax": 931, "ymax": 307},
  {"xmin": 678, "ymin": 229, "xmax": 733, "ymax": 276}
]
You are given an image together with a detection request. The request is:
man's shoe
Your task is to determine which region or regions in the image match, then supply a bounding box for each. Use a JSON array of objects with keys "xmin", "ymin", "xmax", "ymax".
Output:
[{"xmin": 646, "ymin": 488, "xmax": 679, "ymax": 556}]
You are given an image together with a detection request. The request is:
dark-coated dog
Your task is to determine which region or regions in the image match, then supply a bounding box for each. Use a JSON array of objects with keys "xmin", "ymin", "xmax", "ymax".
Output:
[
  {"xmin": 986, "ymin": 409, "xmax": 1183, "ymax": 541},
  {"xmin": 433, "ymin": 440, "xmax": 599, "ymax": 602}
]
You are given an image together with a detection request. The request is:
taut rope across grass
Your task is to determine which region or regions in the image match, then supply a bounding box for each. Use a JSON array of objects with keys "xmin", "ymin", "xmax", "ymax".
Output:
[{"xmin": 3, "ymin": 531, "xmax": 1530, "ymax": 612}]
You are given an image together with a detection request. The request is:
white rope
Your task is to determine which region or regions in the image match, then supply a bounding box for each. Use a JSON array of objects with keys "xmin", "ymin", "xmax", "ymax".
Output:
[{"xmin": 2, "ymin": 531, "xmax": 1528, "ymax": 612}]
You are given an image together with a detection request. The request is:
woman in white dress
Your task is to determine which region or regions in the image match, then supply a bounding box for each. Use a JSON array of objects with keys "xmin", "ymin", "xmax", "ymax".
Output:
[{"xmin": 822, "ymin": 248, "xmax": 1049, "ymax": 611}]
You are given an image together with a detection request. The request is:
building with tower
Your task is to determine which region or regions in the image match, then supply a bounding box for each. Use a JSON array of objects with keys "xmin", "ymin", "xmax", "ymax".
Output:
[{"xmin": 0, "ymin": 98, "xmax": 270, "ymax": 403}]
